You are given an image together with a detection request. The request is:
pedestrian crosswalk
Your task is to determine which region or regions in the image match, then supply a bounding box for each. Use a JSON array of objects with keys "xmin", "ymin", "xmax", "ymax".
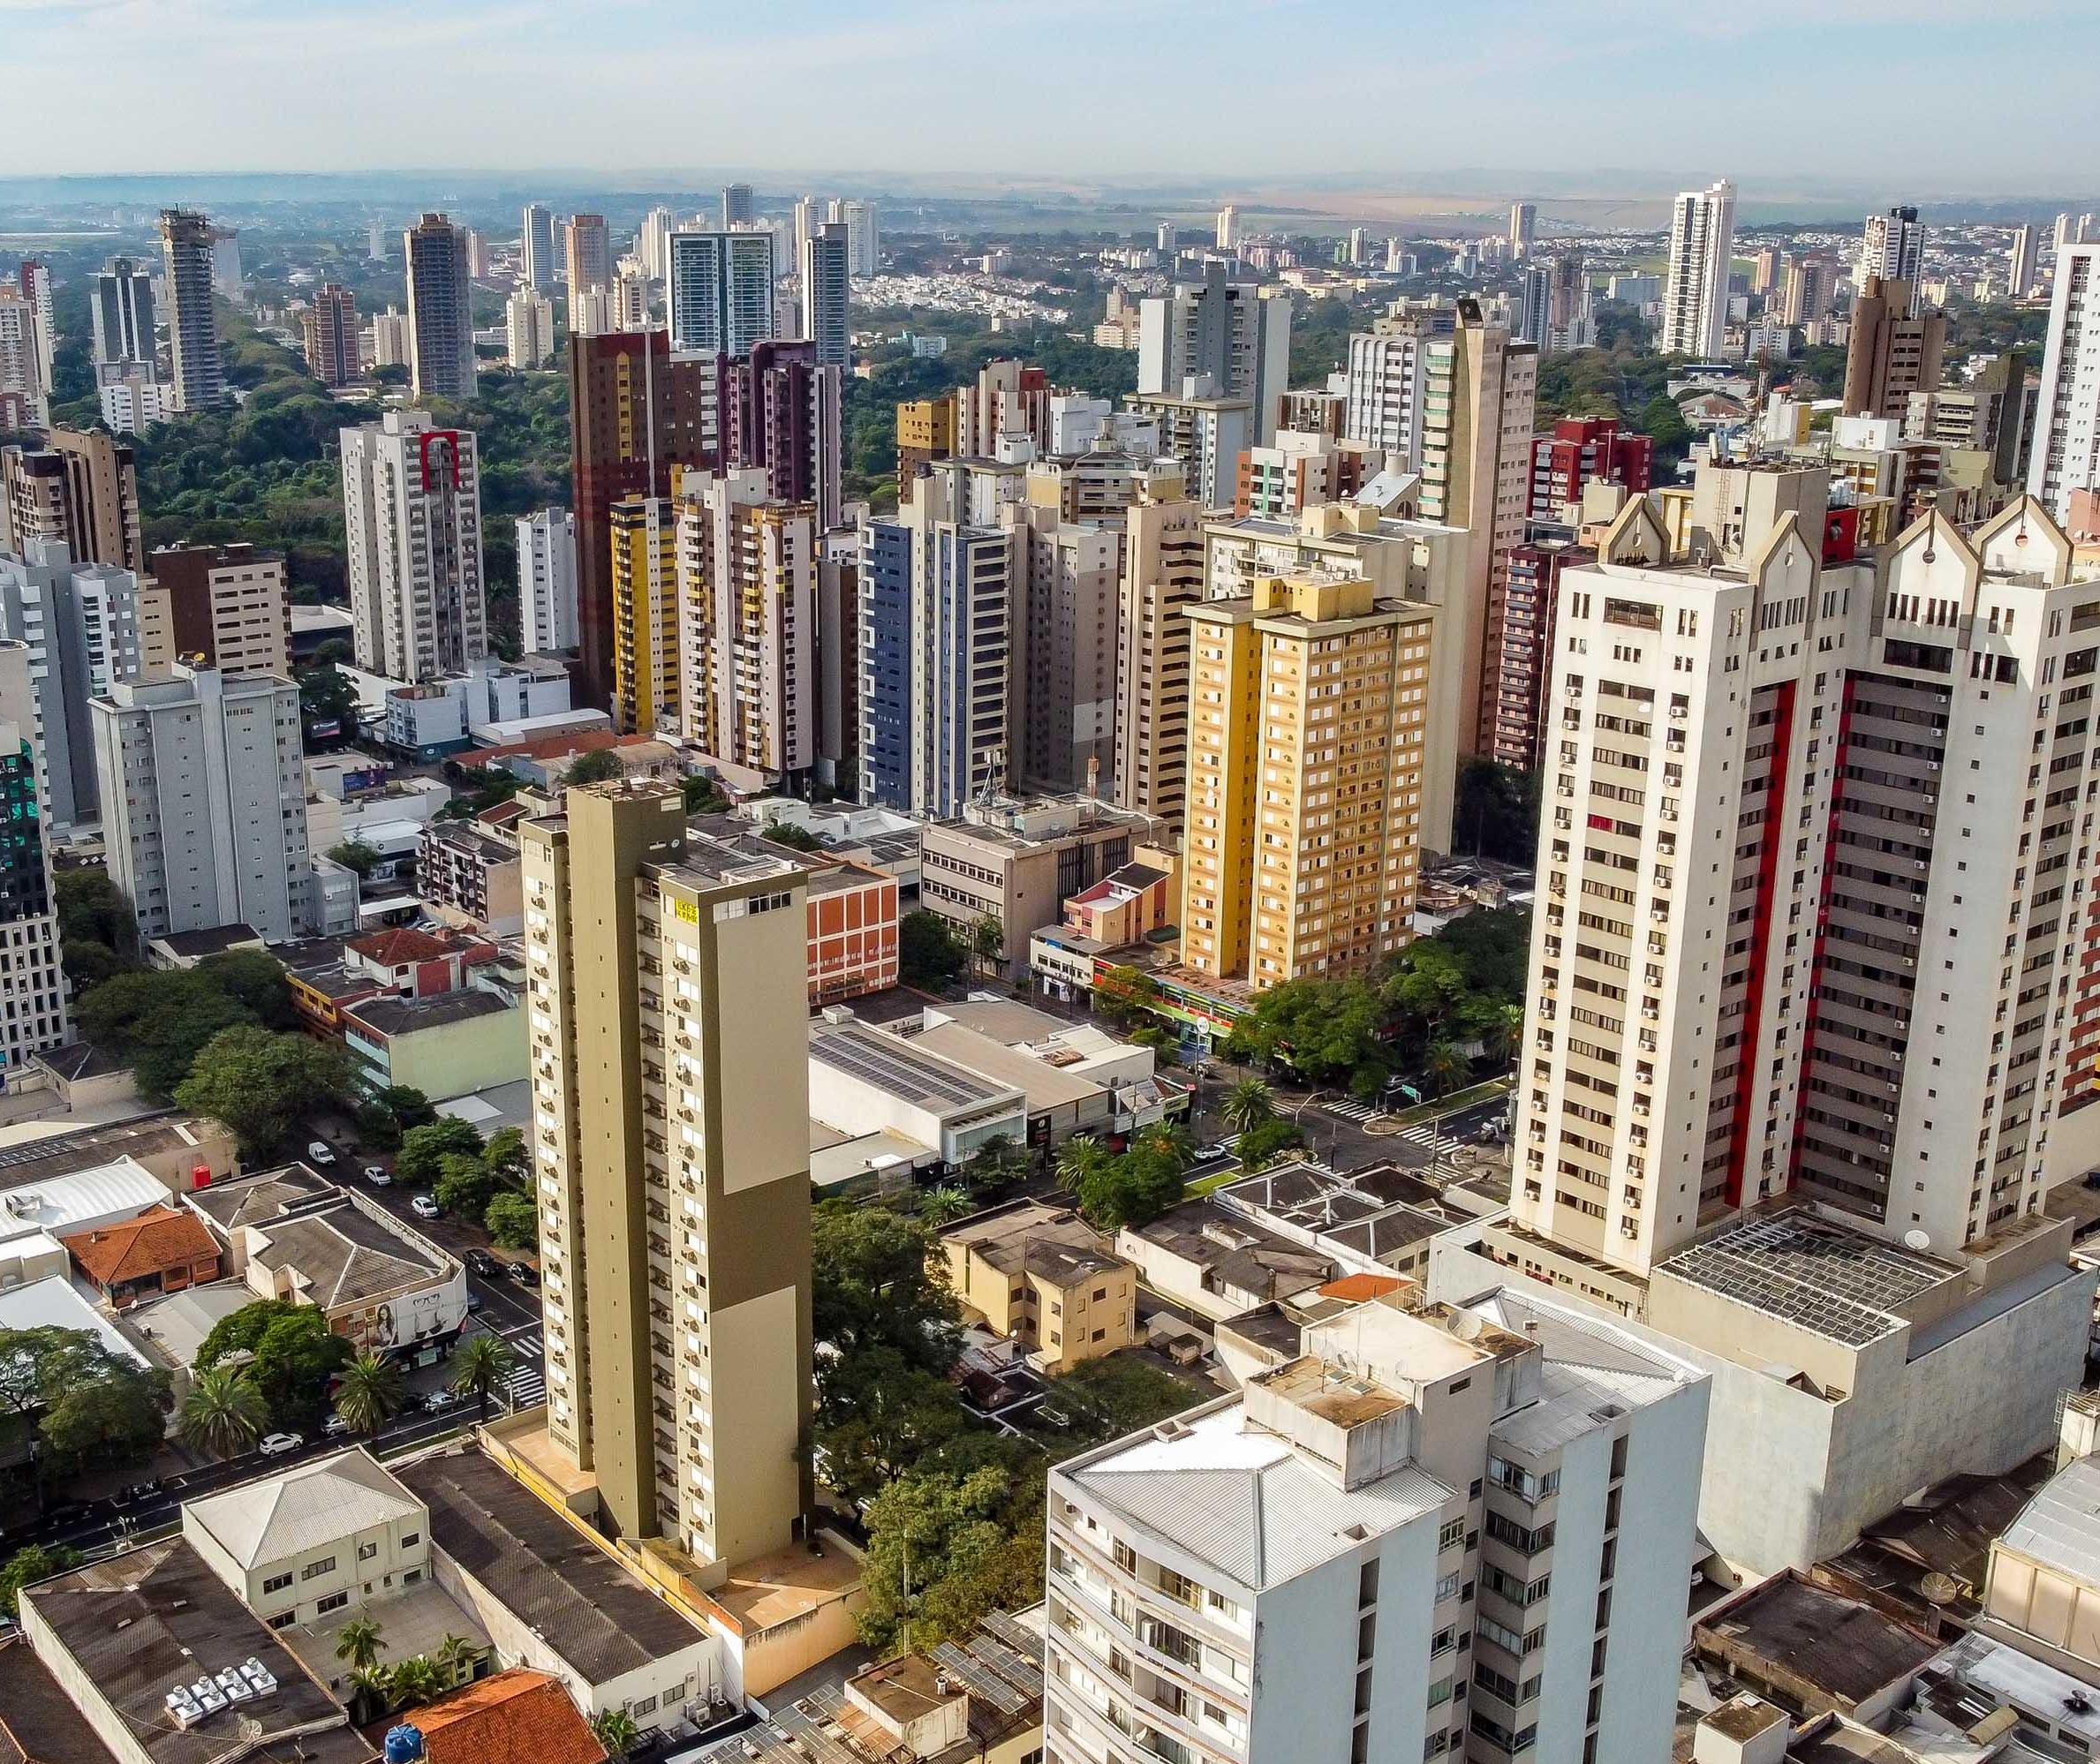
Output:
[
  {"xmin": 504, "ymin": 1359, "xmax": 548, "ymax": 1411},
  {"xmin": 1325, "ymin": 1098, "xmax": 1384, "ymax": 1124}
]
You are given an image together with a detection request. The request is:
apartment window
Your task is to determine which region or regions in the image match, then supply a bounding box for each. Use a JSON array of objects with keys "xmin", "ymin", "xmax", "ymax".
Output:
[
  {"xmin": 266, "ymin": 1611, "xmax": 294, "ymax": 1630},
  {"xmin": 315, "ymin": 1591, "xmax": 349, "ymax": 1615},
  {"xmin": 357, "ymin": 1542, "xmax": 378, "ymax": 1562},
  {"xmin": 1439, "ymin": 1518, "xmax": 1466, "ymax": 1551},
  {"xmin": 400, "ymin": 1533, "xmax": 419, "ymax": 1550},
  {"xmin": 300, "ymin": 1556, "xmax": 337, "ymax": 1580},
  {"xmin": 261, "ymin": 1573, "xmax": 291, "ymax": 1594}
]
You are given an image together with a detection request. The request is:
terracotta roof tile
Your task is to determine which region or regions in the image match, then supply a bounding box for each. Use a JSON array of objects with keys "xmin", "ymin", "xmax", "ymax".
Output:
[
  {"xmin": 1318, "ymin": 1272, "xmax": 1408, "ymax": 1301},
  {"xmin": 61, "ymin": 1206, "xmax": 220, "ymax": 1289},
  {"xmin": 412, "ymin": 1670, "xmax": 607, "ymax": 1764},
  {"xmin": 348, "ymin": 927, "xmax": 455, "ymax": 968}
]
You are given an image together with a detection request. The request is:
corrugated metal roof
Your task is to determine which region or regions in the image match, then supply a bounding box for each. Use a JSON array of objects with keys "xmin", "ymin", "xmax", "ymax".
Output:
[
  {"xmin": 1998, "ymin": 1454, "xmax": 2100, "ymax": 1587},
  {"xmin": 185, "ymin": 1448, "xmax": 423, "ymax": 1572}
]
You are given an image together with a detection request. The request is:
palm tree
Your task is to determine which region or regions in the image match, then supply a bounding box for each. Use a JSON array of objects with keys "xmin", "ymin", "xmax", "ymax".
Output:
[
  {"xmin": 970, "ymin": 914, "xmax": 1005, "ymax": 981},
  {"xmin": 388, "ymin": 1655, "xmax": 443, "ymax": 1709},
  {"xmin": 333, "ymin": 1352, "xmax": 405, "ymax": 1437},
  {"xmin": 1137, "ymin": 1122, "xmax": 1195, "ymax": 1171},
  {"xmin": 1221, "ymin": 1078, "xmax": 1274, "ymax": 1136},
  {"xmin": 1054, "ymin": 1133, "xmax": 1107, "ymax": 1190},
  {"xmin": 346, "ymin": 1663, "xmax": 394, "ymax": 1724},
  {"xmin": 432, "ymin": 1632, "xmax": 480, "ymax": 1687},
  {"xmin": 449, "ymin": 1334, "xmax": 517, "ymax": 1421},
  {"xmin": 1477, "ymin": 1002, "xmax": 1523, "ymax": 1068},
  {"xmin": 918, "ymin": 1185, "xmax": 971, "ymax": 1227},
  {"xmin": 334, "ymin": 1616, "xmax": 386, "ymax": 1675},
  {"xmin": 1424, "ymin": 1038, "xmax": 1471, "ymax": 1098},
  {"xmin": 593, "ymin": 1709, "xmax": 642, "ymax": 1760},
  {"xmin": 178, "ymin": 1365, "xmax": 268, "ymax": 1460}
]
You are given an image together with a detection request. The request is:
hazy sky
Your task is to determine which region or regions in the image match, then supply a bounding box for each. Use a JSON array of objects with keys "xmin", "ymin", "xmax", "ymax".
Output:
[{"xmin": 4, "ymin": 0, "xmax": 2095, "ymax": 192}]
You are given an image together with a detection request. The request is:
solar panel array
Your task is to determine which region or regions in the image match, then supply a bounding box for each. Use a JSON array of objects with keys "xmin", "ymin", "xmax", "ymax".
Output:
[
  {"xmin": 967, "ymin": 1633, "xmax": 1043, "ymax": 1700},
  {"xmin": 933, "ymin": 1641, "xmax": 1029, "ymax": 1715},
  {"xmin": 809, "ymin": 1026, "xmax": 1002, "ymax": 1109},
  {"xmin": 1658, "ymin": 1211, "xmax": 1951, "ymax": 1347}
]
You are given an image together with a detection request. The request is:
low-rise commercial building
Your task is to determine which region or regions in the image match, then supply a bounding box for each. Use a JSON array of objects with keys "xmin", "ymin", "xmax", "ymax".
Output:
[
  {"xmin": 341, "ymin": 986, "xmax": 525, "ymax": 1103},
  {"xmin": 940, "ymin": 1202, "xmax": 1137, "ymax": 1374},
  {"xmin": 61, "ymin": 1202, "xmax": 221, "ymax": 1310},
  {"xmin": 809, "ymin": 1018, "xmax": 1027, "ymax": 1168}
]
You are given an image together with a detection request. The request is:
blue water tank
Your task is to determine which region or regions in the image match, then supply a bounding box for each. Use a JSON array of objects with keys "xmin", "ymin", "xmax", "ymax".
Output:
[{"xmin": 383, "ymin": 1724, "xmax": 425, "ymax": 1763}]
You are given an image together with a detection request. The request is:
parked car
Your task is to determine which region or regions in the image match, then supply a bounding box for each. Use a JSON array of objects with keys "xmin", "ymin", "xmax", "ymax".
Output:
[
  {"xmin": 306, "ymin": 1141, "xmax": 336, "ymax": 1166},
  {"xmin": 322, "ymin": 1414, "xmax": 351, "ymax": 1437},
  {"xmin": 510, "ymin": 1263, "xmax": 540, "ymax": 1287},
  {"xmin": 362, "ymin": 1165, "xmax": 392, "ymax": 1187},
  {"xmin": 465, "ymin": 1250, "xmax": 504, "ymax": 1278},
  {"xmin": 423, "ymin": 1391, "xmax": 461, "ymax": 1414},
  {"xmin": 118, "ymin": 1479, "xmax": 162, "ymax": 1504},
  {"xmin": 465, "ymin": 1292, "xmax": 483, "ymax": 1315},
  {"xmin": 410, "ymin": 1195, "xmax": 441, "ymax": 1220},
  {"xmin": 258, "ymin": 1432, "xmax": 304, "ymax": 1458}
]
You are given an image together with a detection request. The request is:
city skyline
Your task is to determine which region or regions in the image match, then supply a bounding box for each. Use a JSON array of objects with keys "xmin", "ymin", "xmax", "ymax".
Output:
[{"xmin": 2, "ymin": 0, "xmax": 2097, "ymax": 189}]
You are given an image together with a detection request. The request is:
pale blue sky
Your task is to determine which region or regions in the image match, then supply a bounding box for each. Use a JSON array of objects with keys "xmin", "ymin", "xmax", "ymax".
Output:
[{"xmin": 3, "ymin": 0, "xmax": 2092, "ymax": 192}]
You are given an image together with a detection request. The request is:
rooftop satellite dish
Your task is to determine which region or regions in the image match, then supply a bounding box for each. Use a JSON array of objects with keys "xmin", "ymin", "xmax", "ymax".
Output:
[
  {"xmin": 1447, "ymin": 1310, "xmax": 1484, "ymax": 1341},
  {"xmin": 1903, "ymin": 1229, "xmax": 1932, "ymax": 1253},
  {"xmin": 1919, "ymin": 1572, "xmax": 1959, "ymax": 1606}
]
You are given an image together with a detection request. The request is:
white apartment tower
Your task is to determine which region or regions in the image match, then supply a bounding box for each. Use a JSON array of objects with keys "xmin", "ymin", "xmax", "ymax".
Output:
[
  {"xmin": 799, "ymin": 222, "xmax": 850, "ymax": 369},
  {"xmin": 1137, "ymin": 263, "xmax": 1293, "ymax": 443},
  {"xmin": 1214, "ymin": 205, "xmax": 1239, "ymax": 251},
  {"xmin": 2009, "ymin": 224, "xmax": 2042, "ymax": 301},
  {"xmin": 1344, "ymin": 324, "xmax": 1432, "ymax": 461},
  {"xmin": 0, "ymin": 293, "xmax": 46, "ymax": 430},
  {"xmin": 668, "ymin": 230, "xmax": 777, "ymax": 358},
  {"xmin": 838, "ymin": 200, "xmax": 879, "ymax": 278},
  {"xmin": 517, "ymin": 508, "xmax": 578, "ymax": 654},
  {"xmin": 0, "ymin": 641, "xmax": 68, "ymax": 1071},
  {"xmin": 18, "ymin": 262, "xmax": 55, "ymax": 390},
  {"xmin": 1508, "ymin": 200, "xmax": 1538, "ymax": 259},
  {"xmin": 340, "ymin": 409, "xmax": 487, "ymax": 683},
  {"xmin": 505, "ymin": 285, "xmax": 555, "ymax": 369},
  {"xmin": 92, "ymin": 664, "xmax": 310, "ymax": 944},
  {"xmin": 2029, "ymin": 241, "xmax": 2100, "ymax": 526},
  {"xmin": 1659, "ymin": 179, "xmax": 1736, "ymax": 358},
  {"xmin": 1859, "ymin": 207, "xmax": 1923, "ymax": 314},
  {"xmin": 1515, "ymin": 467, "xmax": 2100, "ymax": 1276},
  {"xmin": 1044, "ymin": 1287, "xmax": 1707, "ymax": 1764}
]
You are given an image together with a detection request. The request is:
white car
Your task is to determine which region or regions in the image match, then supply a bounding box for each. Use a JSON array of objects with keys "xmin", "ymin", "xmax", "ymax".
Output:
[
  {"xmin": 362, "ymin": 1165, "xmax": 392, "ymax": 1187},
  {"xmin": 322, "ymin": 1414, "xmax": 351, "ymax": 1437},
  {"xmin": 410, "ymin": 1195, "xmax": 441, "ymax": 1220},
  {"xmin": 258, "ymin": 1432, "xmax": 303, "ymax": 1458},
  {"xmin": 305, "ymin": 1141, "xmax": 336, "ymax": 1166}
]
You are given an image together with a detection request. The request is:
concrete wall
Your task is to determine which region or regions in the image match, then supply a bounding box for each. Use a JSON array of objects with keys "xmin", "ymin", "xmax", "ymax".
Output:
[{"xmin": 377, "ymin": 999, "xmax": 526, "ymax": 1101}]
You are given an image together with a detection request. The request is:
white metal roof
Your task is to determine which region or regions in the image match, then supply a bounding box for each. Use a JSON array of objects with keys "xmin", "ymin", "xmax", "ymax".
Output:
[
  {"xmin": 1998, "ymin": 1454, "xmax": 2100, "ymax": 1589},
  {"xmin": 0, "ymin": 1155, "xmax": 167, "ymax": 1241},
  {"xmin": 185, "ymin": 1447, "xmax": 424, "ymax": 1572}
]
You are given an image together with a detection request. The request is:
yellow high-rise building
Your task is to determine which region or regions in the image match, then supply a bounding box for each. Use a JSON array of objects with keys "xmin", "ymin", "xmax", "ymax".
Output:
[
  {"xmin": 895, "ymin": 393, "xmax": 957, "ymax": 500},
  {"xmin": 520, "ymin": 779, "xmax": 812, "ymax": 1574},
  {"xmin": 608, "ymin": 492, "xmax": 678, "ymax": 735},
  {"xmin": 1182, "ymin": 572, "xmax": 1433, "ymax": 991}
]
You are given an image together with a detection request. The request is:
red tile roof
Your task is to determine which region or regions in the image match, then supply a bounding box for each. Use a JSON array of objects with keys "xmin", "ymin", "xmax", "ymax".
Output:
[
  {"xmin": 1318, "ymin": 1273, "xmax": 1409, "ymax": 1302},
  {"xmin": 411, "ymin": 1670, "xmax": 607, "ymax": 1764},
  {"xmin": 348, "ymin": 927, "xmax": 455, "ymax": 968},
  {"xmin": 61, "ymin": 1206, "xmax": 220, "ymax": 1289},
  {"xmin": 469, "ymin": 729, "xmax": 655, "ymax": 764}
]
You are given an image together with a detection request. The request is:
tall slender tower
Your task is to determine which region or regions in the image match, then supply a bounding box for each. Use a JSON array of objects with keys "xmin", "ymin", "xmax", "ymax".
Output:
[
  {"xmin": 91, "ymin": 257, "xmax": 155, "ymax": 368},
  {"xmin": 2029, "ymin": 242, "xmax": 2100, "ymax": 523},
  {"xmin": 301, "ymin": 284, "xmax": 359, "ymax": 388},
  {"xmin": 1859, "ymin": 206, "xmax": 1923, "ymax": 313},
  {"xmin": 157, "ymin": 208, "xmax": 224, "ymax": 411},
  {"xmin": 563, "ymin": 214, "xmax": 612, "ymax": 307},
  {"xmin": 521, "ymin": 778, "xmax": 812, "ymax": 1565},
  {"xmin": 521, "ymin": 202, "xmax": 558, "ymax": 290},
  {"xmin": 404, "ymin": 213, "xmax": 476, "ymax": 402},
  {"xmin": 340, "ymin": 409, "xmax": 487, "ymax": 682},
  {"xmin": 798, "ymin": 222, "xmax": 850, "ymax": 369},
  {"xmin": 720, "ymin": 183, "xmax": 755, "ymax": 230},
  {"xmin": 667, "ymin": 230, "xmax": 776, "ymax": 358},
  {"xmin": 0, "ymin": 641, "xmax": 68, "ymax": 1073},
  {"xmin": 1659, "ymin": 178, "xmax": 1736, "ymax": 357}
]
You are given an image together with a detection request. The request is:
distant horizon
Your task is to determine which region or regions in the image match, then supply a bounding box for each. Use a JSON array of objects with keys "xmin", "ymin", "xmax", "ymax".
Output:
[{"xmin": 4, "ymin": 0, "xmax": 2095, "ymax": 192}]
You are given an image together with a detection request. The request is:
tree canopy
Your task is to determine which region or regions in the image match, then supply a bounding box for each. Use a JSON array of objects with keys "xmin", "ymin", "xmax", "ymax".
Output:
[
  {"xmin": 0, "ymin": 1325, "xmax": 170, "ymax": 1475},
  {"xmin": 173, "ymin": 1026, "xmax": 353, "ymax": 1159},
  {"xmin": 195, "ymin": 1300, "xmax": 353, "ymax": 1429},
  {"xmin": 899, "ymin": 910, "xmax": 968, "ymax": 991}
]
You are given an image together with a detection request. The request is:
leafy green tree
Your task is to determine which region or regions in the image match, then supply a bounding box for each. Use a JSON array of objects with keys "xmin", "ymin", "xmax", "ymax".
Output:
[
  {"xmin": 969, "ymin": 914, "xmax": 1006, "ymax": 980},
  {"xmin": 334, "ymin": 1353, "xmax": 405, "ymax": 1436},
  {"xmin": 298, "ymin": 663, "xmax": 361, "ymax": 740},
  {"xmin": 1054, "ymin": 1133, "xmax": 1110, "ymax": 1192},
  {"xmin": 196, "ymin": 949, "xmax": 298, "ymax": 1028},
  {"xmin": 54, "ymin": 868, "xmax": 137, "ymax": 987},
  {"xmin": 762, "ymin": 822, "xmax": 825, "ymax": 853},
  {"xmin": 0, "ymin": 1544, "xmax": 81, "ymax": 1617},
  {"xmin": 0, "ymin": 1324, "xmax": 171, "ymax": 1485},
  {"xmin": 1227, "ymin": 978, "xmax": 1386, "ymax": 1081},
  {"xmin": 1235, "ymin": 1117, "xmax": 1307, "ymax": 1170},
  {"xmin": 484, "ymin": 1191, "xmax": 539, "ymax": 1250},
  {"xmin": 1055, "ymin": 1354, "xmax": 1198, "ymax": 1441},
  {"xmin": 562, "ymin": 747, "xmax": 624, "ymax": 785},
  {"xmin": 681, "ymin": 774, "xmax": 729, "ymax": 815},
  {"xmin": 388, "ymin": 1655, "xmax": 443, "ymax": 1708},
  {"xmin": 1135, "ymin": 1123, "xmax": 1194, "ymax": 1170},
  {"xmin": 59, "ymin": 938, "xmax": 132, "ymax": 991},
  {"xmin": 179, "ymin": 1364, "xmax": 269, "ymax": 1459},
  {"xmin": 195, "ymin": 1299, "xmax": 353, "ymax": 1429},
  {"xmin": 433, "ymin": 1632, "xmax": 480, "ymax": 1685},
  {"xmin": 434, "ymin": 1151, "xmax": 498, "ymax": 1221},
  {"xmin": 857, "ymin": 1460, "xmax": 1045, "ymax": 1655},
  {"xmin": 481, "ymin": 1125, "xmax": 529, "ymax": 1184},
  {"xmin": 817, "ymin": 1347, "xmax": 969, "ymax": 1506},
  {"xmin": 334, "ymin": 1615, "xmax": 385, "ymax": 1673},
  {"xmin": 1424, "ymin": 1039, "xmax": 1472, "ymax": 1097},
  {"xmin": 1126, "ymin": 1024, "xmax": 1178, "ymax": 1064},
  {"xmin": 326, "ymin": 840, "xmax": 382, "ymax": 878},
  {"xmin": 449, "ymin": 1334, "xmax": 517, "ymax": 1419},
  {"xmin": 395, "ymin": 1117, "xmax": 485, "ymax": 1186},
  {"xmin": 1636, "ymin": 392, "xmax": 1695, "ymax": 467},
  {"xmin": 899, "ymin": 909, "xmax": 969, "ymax": 990},
  {"xmin": 1221, "ymin": 1079, "xmax": 1275, "ymax": 1135},
  {"xmin": 1076, "ymin": 1145, "xmax": 1184, "ymax": 1233},
  {"xmin": 174, "ymin": 1026, "xmax": 351, "ymax": 1158},
  {"xmin": 1452, "ymin": 760, "xmax": 1541, "ymax": 865},
  {"xmin": 812, "ymin": 1203, "xmax": 961, "ymax": 1376},
  {"xmin": 75, "ymin": 968, "xmax": 256, "ymax": 1097},
  {"xmin": 375, "ymin": 1085, "xmax": 439, "ymax": 1132},
  {"xmin": 1092, "ymin": 964, "xmax": 1159, "ymax": 1023},
  {"xmin": 346, "ymin": 1665, "xmax": 394, "ymax": 1725},
  {"xmin": 961, "ymin": 1134, "xmax": 1029, "ymax": 1197},
  {"xmin": 918, "ymin": 1185, "xmax": 971, "ymax": 1226},
  {"xmin": 593, "ymin": 1710, "xmax": 642, "ymax": 1760}
]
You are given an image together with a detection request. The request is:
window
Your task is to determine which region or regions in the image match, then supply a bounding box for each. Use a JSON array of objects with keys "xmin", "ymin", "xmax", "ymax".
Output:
[
  {"xmin": 1359, "ymin": 1559, "xmax": 1380, "ymax": 1609},
  {"xmin": 316, "ymin": 1591, "xmax": 349, "ymax": 1615},
  {"xmin": 630, "ymin": 1695, "xmax": 658, "ymax": 1716},
  {"xmin": 265, "ymin": 1611, "xmax": 293, "ymax": 1630},
  {"xmin": 1439, "ymin": 1518, "xmax": 1466, "ymax": 1551},
  {"xmin": 357, "ymin": 1542, "xmax": 378, "ymax": 1562},
  {"xmin": 399, "ymin": 1531, "xmax": 419, "ymax": 1549},
  {"xmin": 301, "ymin": 1556, "xmax": 337, "ymax": 1580},
  {"xmin": 261, "ymin": 1572, "xmax": 292, "ymax": 1594}
]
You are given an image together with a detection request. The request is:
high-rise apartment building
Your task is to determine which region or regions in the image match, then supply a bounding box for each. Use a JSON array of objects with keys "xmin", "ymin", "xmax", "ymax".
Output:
[
  {"xmin": 0, "ymin": 642, "xmax": 67, "ymax": 1072},
  {"xmin": 1508, "ymin": 198, "xmax": 1538, "ymax": 259},
  {"xmin": 858, "ymin": 464, "xmax": 1017, "ymax": 817},
  {"xmin": 147, "ymin": 543, "xmax": 289, "ymax": 677},
  {"xmin": 157, "ymin": 208, "xmax": 224, "ymax": 412},
  {"xmin": 2009, "ymin": 224, "xmax": 2043, "ymax": 300},
  {"xmin": 1781, "ymin": 253, "xmax": 1844, "ymax": 327},
  {"xmin": 668, "ymin": 230, "xmax": 777, "ymax": 358},
  {"xmin": 637, "ymin": 205, "xmax": 675, "ymax": 281},
  {"xmin": 568, "ymin": 330, "xmax": 717, "ymax": 707},
  {"xmin": 1513, "ymin": 467, "xmax": 2100, "ymax": 1277},
  {"xmin": 674, "ymin": 469, "xmax": 816, "ymax": 778},
  {"xmin": 1129, "ymin": 389, "xmax": 1253, "ymax": 511},
  {"xmin": 92, "ymin": 664, "xmax": 310, "ymax": 944},
  {"xmin": 608, "ymin": 492, "xmax": 680, "ymax": 735},
  {"xmin": 1482, "ymin": 536, "xmax": 1591, "ymax": 773},
  {"xmin": 340, "ymin": 409, "xmax": 487, "ymax": 682},
  {"xmin": 1009, "ymin": 503, "xmax": 1121, "ymax": 795},
  {"xmin": 1416, "ymin": 302, "xmax": 1537, "ymax": 755},
  {"xmin": 1859, "ymin": 206, "xmax": 1923, "ymax": 313},
  {"xmin": 1214, "ymin": 204, "xmax": 1239, "ymax": 250},
  {"xmin": 0, "ymin": 290, "xmax": 48, "ymax": 431},
  {"xmin": 721, "ymin": 337, "xmax": 843, "ymax": 531},
  {"xmin": 1181, "ymin": 571, "xmax": 1432, "ymax": 992},
  {"xmin": 1343, "ymin": 323, "xmax": 1431, "ymax": 460},
  {"xmin": 517, "ymin": 508, "xmax": 578, "ymax": 654},
  {"xmin": 368, "ymin": 306, "xmax": 411, "ymax": 369},
  {"xmin": 1842, "ymin": 275, "xmax": 1946, "ymax": 420},
  {"xmin": 519, "ymin": 777, "xmax": 812, "ymax": 1563},
  {"xmin": 91, "ymin": 257, "xmax": 155, "ymax": 368},
  {"xmin": 521, "ymin": 202, "xmax": 557, "ymax": 290},
  {"xmin": 209, "ymin": 229, "xmax": 242, "ymax": 301},
  {"xmin": 896, "ymin": 393, "xmax": 957, "ymax": 500},
  {"xmin": 563, "ymin": 214, "xmax": 612, "ymax": 308},
  {"xmin": 1043, "ymin": 1285, "xmax": 1706, "ymax": 1764},
  {"xmin": 1113, "ymin": 469, "xmax": 1204, "ymax": 822},
  {"xmin": 301, "ymin": 283, "xmax": 359, "ymax": 388},
  {"xmin": 1528, "ymin": 416, "xmax": 1653, "ymax": 522},
  {"xmin": 404, "ymin": 213, "xmax": 476, "ymax": 402},
  {"xmin": 504, "ymin": 285, "xmax": 555, "ymax": 369},
  {"xmin": 798, "ymin": 221, "xmax": 850, "ymax": 369},
  {"xmin": 1659, "ymin": 178, "xmax": 1736, "ymax": 358},
  {"xmin": 1904, "ymin": 347, "xmax": 2036, "ymax": 493},
  {"xmin": 1137, "ymin": 263, "xmax": 1292, "ymax": 442},
  {"xmin": 720, "ymin": 183, "xmax": 755, "ymax": 230},
  {"xmin": 1, "ymin": 430, "xmax": 144, "ymax": 574},
  {"xmin": 838, "ymin": 200, "xmax": 878, "ymax": 278},
  {"xmin": 17, "ymin": 261, "xmax": 54, "ymax": 391},
  {"xmin": 2029, "ymin": 243, "xmax": 2100, "ymax": 525}
]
